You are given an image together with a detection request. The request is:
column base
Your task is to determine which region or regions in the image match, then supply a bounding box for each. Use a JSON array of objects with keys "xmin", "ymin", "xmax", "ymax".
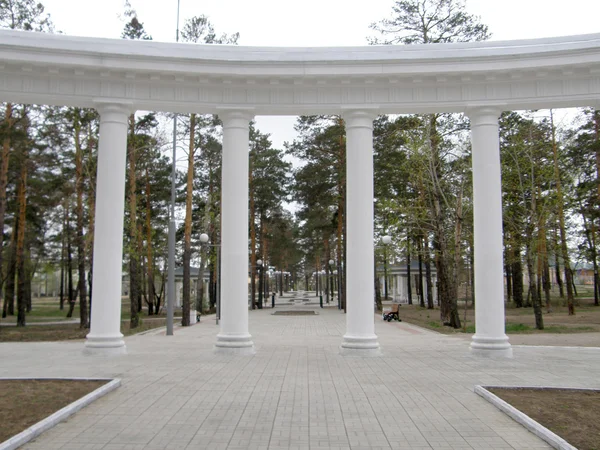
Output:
[
  {"xmin": 340, "ymin": 334, "xmax": 381, "ymax": 356},
  {"xmin": 470, "ymin": 334, "xmax": 513, "ymax": 358},
  {"xmin": 215, "ymin": 333, "xmax": 255, "ymax": 355},
  {"xmin": 84, "ymin": 334, "xmax": 126, "ymax": 356}
]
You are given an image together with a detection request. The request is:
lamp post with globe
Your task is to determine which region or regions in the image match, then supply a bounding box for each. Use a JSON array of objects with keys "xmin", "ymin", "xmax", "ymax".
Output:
[{"xmin": 256, "ymin": 259, "xmax": 263, "ymax": 309}]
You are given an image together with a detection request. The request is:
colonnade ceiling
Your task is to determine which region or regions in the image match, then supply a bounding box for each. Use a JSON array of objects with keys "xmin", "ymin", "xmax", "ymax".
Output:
[{"xmin": 1, "ymin": 29, "xmax": 600, "ymax": 115}]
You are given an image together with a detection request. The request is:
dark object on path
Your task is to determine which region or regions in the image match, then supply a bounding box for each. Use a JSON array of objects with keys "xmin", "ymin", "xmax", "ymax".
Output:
[
  {"xmin": 383, "ymin": 303, "xmax": 401, "ymax": 322},
  {"xmin": 273, "ymin": 311, "xmax": 316, "ymax": 316}
]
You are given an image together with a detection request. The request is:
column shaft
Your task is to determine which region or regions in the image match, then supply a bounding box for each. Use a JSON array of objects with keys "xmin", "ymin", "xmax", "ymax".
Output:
[
  {"xmin": 341, "ymin": 110, "xmax": 380, "ymax": 356},
  {"xmin": 216, "ymin": 110, "xmax": 255, "ymax": 355},
  {"xmin": 469, "ymin": 108, "xmax": 512, "ymax": 357},
  {"xmin": 85, "ymin": 102, "xmax": 131, "ymax": 354}
]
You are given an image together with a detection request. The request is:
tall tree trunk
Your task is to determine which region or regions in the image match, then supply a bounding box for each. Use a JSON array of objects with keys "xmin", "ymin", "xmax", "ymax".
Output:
[
  {"xmin": 337, "ymin": 116, "xmax": 346, "ymax": 312},
  {"xmin": 417, "ymin": 236, "xmax": 424, "ymax": 307},
  {"xmin": 505, "ymin": 231, "xmax": 512, "ymax": 303},
  {"xmin": 249, "ymin": 152, "xmax": 258, "ymax": 309},
  {"xmin": 139, "ymin": 232, "xmax": 147, "ymax": 312},
  {"xmin": 15, "ymin": 122, "xmax": 28, "ymax": 327},
  {"xmin": 59, "ymin": 203, "xmax": 66, "ymax": 311},
  {"xmin": 142, "ymin": 167, "xmax": 156, "ymax": 315},
  {"xmin": 538, "ymin": 213, "xmax": 551, "ymax": 313},
  {"xmin": 505, "ymin": 261, "xmax": 513, "ymax": 304},
  {"xmin": 182, "ymin": 115, "xmax": 196, "ymax": 326},
  {"xmin": 196, "ymin": 247, "xmax": 205, "ymax": 313},
  {"xmin": 24, "ymin": 254, "xmax": 32, "ymax": 314},
  {"xmin": 73, "ymin": 112, "xmax": 88, "ymax": 328},
  {"xmin": 66, "ymin": 205, "xmax": 76, "ymax": 319},
  {"xmin": 374, "ymin": 265, "xmax": 382, "ymax": 312},
  {"xmin": 315, "ymin": 254, "xmax": 320, "ymax": 297},
  {"xmin": 86, "ymin": 125, "xmax": 96, "ymax": 322},
  {"xmin": 2, "ymin": 226, "xmax": 16, "ymax": 318},
  {"xmin": 594, "ymin": 110, "xmax": 600, "ymax": 305},
  {"xmin": 512, "ymin": 237, "xmax": 524, "ymax": 307},
  {"xmin": 424, "ymin": 234, "xmax": 434, "ymax": 309},
  {"xmin": 550, "ymin": 110, "xmax": 575, "ymax": 315},
  {"xmin": 526, "ymin": 240, "xmax": 544, "ymax": 329},
  {"xmin": 406, "ymin": 238, "xmax": 412, "ymax": 305},
  {"xmin": 0, "ymin": 103, "xmax": 13, "ymax": 309},
  {"xmin": 128, "ymin": 114, "xmax": 140, "ymax": 329},
  {"xmin": 279, "ymin": 261, "xmax": 284, "ymax": 297},
  {"xmin": 554, "ymin": 226, "xmax": 564, "ymax": 298},
  {"xmin": 137, "ymin": 222, "xmax": 144, "ymax": 314},
  {"xmin": 585, "ymin": 217, "xmax": 600, "ymax": 306},
  {"xmin": 428, "ymin": 115, "xmax": 460, "ymax": 328},
  {"xmin": 324, "ymin": 238, "xmax": 330, "ymax": 304}
]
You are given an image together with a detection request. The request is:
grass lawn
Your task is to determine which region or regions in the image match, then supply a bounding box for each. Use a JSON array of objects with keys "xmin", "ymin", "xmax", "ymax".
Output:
[
  {"xmin": 391, "ymin": 286, "xmax": 600, "ymax": 335},
  {"xmin": 488, "ymin": 387, "xmax": 600, "ymax": 450},
  {"xmin": 0, "ymin": 318, "xmax": 170, "ymax": 342},
  {"xmin": 0, "ymin": 296, "xmax": 176, "ymax": 341},
  {"xmin": 0, "ymin": 379, "xmax": 108, "ymax": 444}
]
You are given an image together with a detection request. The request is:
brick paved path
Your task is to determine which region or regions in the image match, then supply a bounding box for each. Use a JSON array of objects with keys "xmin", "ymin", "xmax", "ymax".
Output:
[{"xmin": 2, "ymin": 296, "xmax": 599, "ymax": 449}]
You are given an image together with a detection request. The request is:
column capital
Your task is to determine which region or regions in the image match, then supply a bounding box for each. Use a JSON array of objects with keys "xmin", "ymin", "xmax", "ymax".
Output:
[
  {"xmin": 93, "ymin": 99, "xmax": 135, "ymax": 117},
  {"xmin": 217, "ymin": 108, "xmax": 254, "ymax": 129},
  {"xmin": 465, "ymin": 106, "xmax": 502, "ymax": 127},
  {"xmin": 341, "ymin": 108, "xmax": 379, "ymax": 129}
]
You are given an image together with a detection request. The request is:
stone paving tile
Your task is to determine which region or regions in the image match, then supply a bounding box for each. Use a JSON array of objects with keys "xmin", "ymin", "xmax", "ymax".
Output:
[{"xmin": 2, "ymin": 298, "xmax": 598, "ymax": 449}]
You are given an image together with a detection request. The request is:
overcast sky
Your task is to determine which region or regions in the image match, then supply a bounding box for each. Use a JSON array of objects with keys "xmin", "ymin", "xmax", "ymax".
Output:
[{"xmin": 40, "ymin": 0, "xmax": 600, "ymax": 148}]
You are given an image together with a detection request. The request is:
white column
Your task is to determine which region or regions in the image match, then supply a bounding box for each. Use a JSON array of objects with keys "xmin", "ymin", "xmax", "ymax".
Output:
[
  {"xmin": 85, "ymin": 101, "xmax": 131, "ymax": 354},
  {"xmin": 399, "ymin": 275, "xmax": 404, "ymax": 301},
  {"xmin": 175, "ymin": 281, "xmax": 182, "ymax": 307},
  {"xmin": 341, "ymin": 110, "xmax": 380, "ymax": 356},
  {"xmin": 468, "ymin": 107, "xmax": 512, "ymax": 357},
  {"xmin": 215, "ymin": 110, "xmax": 255, "ymax": 355}
]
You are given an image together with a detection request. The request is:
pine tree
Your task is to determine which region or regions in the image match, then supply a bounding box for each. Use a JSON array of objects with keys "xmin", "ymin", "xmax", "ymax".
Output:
[
  {"xmin": 121, "ymin": 5, "xmax": 153, "ymax": 329},
  {"xmin": 178, "ymin": 15, "xmax": 239, "ymax": 325},
  {"xmin": 369, "ymin": 0, "xmax": 489, "ymax": 328}
]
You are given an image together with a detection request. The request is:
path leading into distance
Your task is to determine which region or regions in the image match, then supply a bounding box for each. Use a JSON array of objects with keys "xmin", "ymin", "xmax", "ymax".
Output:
[{"xmin": 2, "ymin": 297, "xmax": 598, "ymax": 449}]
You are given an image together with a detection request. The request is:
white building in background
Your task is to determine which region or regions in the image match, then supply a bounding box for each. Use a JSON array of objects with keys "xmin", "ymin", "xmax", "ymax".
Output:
[{"xmin": 380, "ymin": 263, "xmax": 439, "ymax": 305}]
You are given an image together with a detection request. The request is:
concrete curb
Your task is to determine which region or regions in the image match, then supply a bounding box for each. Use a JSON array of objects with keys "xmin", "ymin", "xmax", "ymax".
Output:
[
  {"xmin": 474, "ymin": 385, "xmax": 578, "ymax": 450},
  {"xmin": 512, "ymin": 345, "xmax": 600, "ymax": 350},
  {"xmin": 0, "ymin": 377, "xmax": 120, "ymax": 450}
]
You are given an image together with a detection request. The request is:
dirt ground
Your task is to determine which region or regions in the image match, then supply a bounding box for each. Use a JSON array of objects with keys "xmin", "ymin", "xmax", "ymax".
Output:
[
  {"xmin": 489, "ymin": 387, "xmax": 600, "ymax": 450},
  {"xmin": 0, "ymin": 379, "xmax": 107, "ymax": 444}
]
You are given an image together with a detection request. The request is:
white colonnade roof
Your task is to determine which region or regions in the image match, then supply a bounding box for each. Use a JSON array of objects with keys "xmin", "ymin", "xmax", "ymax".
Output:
[{"xmin": 0, "ymin": 30, "xmax": 599, "ymax": 114}]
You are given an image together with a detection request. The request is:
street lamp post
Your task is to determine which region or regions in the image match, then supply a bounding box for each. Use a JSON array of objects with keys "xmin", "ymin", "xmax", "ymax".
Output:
[
  {"xmin": 166, "ymin": 0, "xmax": 182, "ymax": 337},
  {"xmin": 279, "ymin": 269, "xmax": 284, "ymax": 296},
  {"xmin": 200, "ymin": 233, "xmax": 220, "ymax": 325},
  {"xmin": 331, "ymin": 260, "xmax": 343, "ymax": 310},
  {"xmin": 329, "ymin": 259, "xmax": 336, "ymax": 304},
  {"xmin": 256, "ymin": 259, "xmax": 263, "ymax": 309}
]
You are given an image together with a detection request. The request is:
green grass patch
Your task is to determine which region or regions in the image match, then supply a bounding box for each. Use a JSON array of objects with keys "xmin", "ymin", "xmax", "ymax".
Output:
[
  {"xmin": 463, "ymin": 324, "xmax": 475, "ymax": 333},
  {"xmin": 427, "ymin": 321, "xmax": 441, "ymax": 328},
  {"xmin": 505, "ymin": 323, "xmax": 531, "ymax": 333},
  {"xmin": 26, "ymin": 306, "xmax": 78, "ymax": 318},
  {"xmin": 543, "ymin": 325, "xmax": 595, "ymax": 333},
  {"xmin": 0, "ymin": 319, "xmax": 167, "ymax": 342}
]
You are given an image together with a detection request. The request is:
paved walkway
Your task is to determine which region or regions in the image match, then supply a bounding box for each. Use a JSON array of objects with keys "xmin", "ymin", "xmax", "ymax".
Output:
[{"xmin": 2, "ymin": 293, "xmax": 600, "ymax": 450}]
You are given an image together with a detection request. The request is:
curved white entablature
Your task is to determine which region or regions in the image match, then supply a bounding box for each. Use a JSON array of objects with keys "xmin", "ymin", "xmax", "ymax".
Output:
[{"xmin": 0, "ymin": 29, "xmax": 599, "ymax": 114}]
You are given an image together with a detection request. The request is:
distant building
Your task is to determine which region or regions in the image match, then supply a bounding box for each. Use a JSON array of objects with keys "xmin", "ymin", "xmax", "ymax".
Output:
[{"xmin": 378, "ymin": 262, "xmax": 438, "ymax": 304}]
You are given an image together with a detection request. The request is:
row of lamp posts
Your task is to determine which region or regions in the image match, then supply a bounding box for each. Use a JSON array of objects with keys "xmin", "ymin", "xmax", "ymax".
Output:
[{"xmin": 168, "ymin": 230, "xmax": 392, "ymax": 331}]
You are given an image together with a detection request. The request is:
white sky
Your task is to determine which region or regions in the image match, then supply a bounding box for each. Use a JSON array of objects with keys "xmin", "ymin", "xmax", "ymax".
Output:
[{"xmin": 41, "ymin": 0, "xmax": 600, "ymax": 148}]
